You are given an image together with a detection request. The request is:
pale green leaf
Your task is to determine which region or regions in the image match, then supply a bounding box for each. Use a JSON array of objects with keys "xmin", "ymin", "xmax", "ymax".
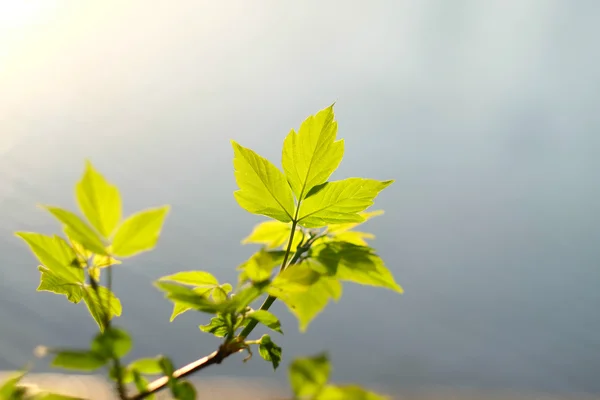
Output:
[
  {"xmin": 258, "ymin": 334, "xmax": 282, "ymax": 370},
  {"xmin": 325, "ymin": 231, "xmax": 374, "ymax": 246},
  {"xmin": 282, "ymin": 104, "xmax": 344, "ymax": 201},
  {"xmin": 33, "ymin": 393, "xmax": 85, "ymax": 400},
  {"xmin": 231, "ymin": 140, "xmax": 295, "ymax": 222},
  {"xmin": 76, "ymin": 160, "xmax": 122, "ymax": 238},
  {"xmin": 111, "ymin": 206, "xmax": 169, "ymax": 257},
  {"xmin": 15, "ymin": 232, "xmax": 84, "ymax": 284},
  {"xmin": 199, "ymin": 315, "xmax": 230, "ymax": 337},
  {"xmin": 289, "ymin": 353, "xmax": 330, "ymax": 397},
  {"xmin": 155, "ymin": 282, "xmax": 227, "ymax": 314},
  {"xmin": 315, "ymin": 385, "xmax": 389, "ymax": 400},
  {"xmin": 132, "ymin": 370, "xmax": 155, "ymax": 400},
  {"xmin": 239, "ymin": 249, "xmax": 282, "ymax": 283},
  {"xmin": 91, "ymin": 253, "xmax": 121, "ymax": 268},
  {"xmin": 247, "ymin": 310, "xmax": 283, "ymax": 334},
  {"xmin": 40, "ymin": 206, "xmax": 107, "ymax": 255},
  {"xmin": 327, "ymin": 210, "xmax": 385, "ymax": 234},
  {"xmin": 82, "ymin": 286, "xmax": 122, "ymax": 332},
  {"xmin": 0, "ymin": 370, "xmax": 26, "ymax": 398},
  {"xmin": 211, "ymin": 286, "xmax": 228, "ymax": 303},
  {"xmin": 128, "ymin": 357, "xmax": 163, "ymax": 375},
  {"xmin": 242, "ymin": 220, "xmax": 302, "ymax": 249},
  {"xmin": 50, "ymin": 350, "xmax": 107, "ymax": 371},
  {"xmin": 312, "ymin": 242, "xmax": 402, "ymax": 293},
  {"xmin": 37, "ymin": 266, "xmax": 84, "ymax": 303},
  {"xmin": 159, "ymin": 271, "xmax": 219, "ymax": 287},
  {"xmin": 273, "ymin": 275, "xmax": 341, "ymax": 332},
  {"xmin": 91, "ymin": 327, "xmax": 132, "ymax": 359},
  {"xmin": 268, "ymin": 262, "xmax": 321, "ymax": 295},
  {"xmin": 168, "ymin": 287, "xmax": 214, "ymax": 322},
  {"xmin": 298, "ymin": 179, "xmax": 393, "ymax": 228}
]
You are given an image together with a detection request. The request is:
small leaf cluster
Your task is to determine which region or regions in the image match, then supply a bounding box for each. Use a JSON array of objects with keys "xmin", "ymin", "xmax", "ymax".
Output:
[{"xmin": 9, "ymin": 104, "xmax": 401, "ymax": 399}]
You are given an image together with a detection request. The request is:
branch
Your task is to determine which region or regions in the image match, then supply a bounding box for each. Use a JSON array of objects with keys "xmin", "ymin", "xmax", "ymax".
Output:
[{"xmin": 127, "ymin": 227, "xmax": 324, "ymax": 399}]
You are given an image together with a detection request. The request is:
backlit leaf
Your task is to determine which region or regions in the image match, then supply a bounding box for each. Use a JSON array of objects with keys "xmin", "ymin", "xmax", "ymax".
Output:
[
  {"xmin": 92, "ymin": 253, "xmax": 121, "ymax": 268},
  {"xmin": 82, "ymin": 286, "xmax": 122, "ymax": 332},
  {"xmin": 297, "ymin": 179, "xmax": 393, "ymax": 228},
  {"xmin": 50, "ymin": 350, "xmax": 107, "ymax": 371},
  {"xmin": 247, "ymin": 310, "xmax": 283, "ymax": 334},
  {"xmin": 258, "ymin": 334, "xmax": 282, "ymax": 370},
  {"xmin": 159, "ymin": 271, "xmax": 219, "ymax": 287},
  {"xmin": 282, "ymin": 104, "xmax": 344, "ymax": 201},
  {"xmin": 128, "ymin": 357, "xmax": 163, "ymax": 375},
  {"xmin": 155, "ymin": 282, "xmax": 227, "ymax": 314},
  {"xmin": 239, "ymin": 249, "xmax": 281, "ymax": 283},
  {"xmin": 315, "ymin": 385, "xmax": 389, "ymax": 400},
  {"xmin": 40, "ymin": 206, "xmax": 107, "ymax": 255},
  {"xmin": 111, "ymin": 206, "xmax": 170, "ymax": 257},
  {"xmin": 15, "ymin": 232, "xmax": 84, "ymax": 284},
  {"xmin": 132, "ymin": 370, "xmax": 155, "ymax": 400},
  {"xmin": 289, "ymin": 353, "xmax": 330, "ymax": 397},
  {"xmin": 312, "ymin": 242, "xmax": 402, "ymax": 293},
  {"xmin": 231, "ymin": 140, "xmax": 295, "ymax": 222},
  {"xmin": 268, "ymin": 262, "xmax": 321, "ymax": 295},
  {"xmin": 91, "ymin": 327, "xmax": 132, "ymax": 359},
  {"xmin": 76, "ymin": 161, "xmax": 122, "ymax": 238},
  {"xmin": 274, "ymin": 276, "xmax": 341, "ymax": 332},
  {"xmin": 199, "ymin": 315, "xmax": 230, "ymax": 337},
  {"xmin": 327, "ymin": 210, "xmax": 384, "ymax": 234},
  {"xmin": 242, "ymin": 220, "xmax": 302, "ymax": 249},
  {"xmin": 37, "ymin": 266, "xmax": 84, "ymax": 303}
]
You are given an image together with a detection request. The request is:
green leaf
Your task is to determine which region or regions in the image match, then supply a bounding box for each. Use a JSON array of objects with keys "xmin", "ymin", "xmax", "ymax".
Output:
[
  {"xmin": 15, "ymin": 233, "xmax": 84, "ymax": 284},
  {"xmin": 168, "ymin": 287, "xmax": 214, "ymax": 322},
  {"xmin": 268, "ymin": 262, "xmax": 321, "ymax": 295},
  {"xmin": 247, "ymin": 310, "xmax": 283, "ymax": 334},
  {"xmin": 327, "ymin": 210, "xmax": 384, "ymax": 234},
  {"xmin": 32, "ymin": 393, "xmax": 85, "ymax": 400},
  {"xmin": 37, "ymin": 266, "xmax": 84, "ymax": 303},
  {"xmin": 155, "ymin": 282, "xmax": 227, "ymax": 314},
  {"xmin": 274, "ymin": 275, "xmax": 342, "ymax": 332},
  {"xmin": 239, "ymin": 249, "xmax": 281, "ymax": 283},
  {"xmin": 258, "ymin": 334, "xmax": 282, "ymax": 370},
  {"xmin": 242, "ymin": 220, "xmax": 302, "ymax": 249},
  {"xmin": 50, "ymin": 350, "xmax": 107, "ymax": 371},
  {"xmin": 282, "ymin": 104, "xmax": 344, "ymax": 201},
  {"xmin": 159, "ymin": 271, "xmax": 219, "ymax": 287},
  {"xmin": 0, "ymin": 370, "xmax": 26, "ymax": 398},
  {"xmin": 211, "ymin": 285, "xmax": 229, "ymax": 303},
  {"xmin": 173, "ymin": 380, "xmax": 196, "ymax": 400},
  {"xmin": 328, "ymin": 231, "xmax": 374, "ymax": 246},
  {"xmin": 199, "ymin": 315, "xmax": 230, "ymax": 337},
  {"xmin": 132, "ymin": 370, "xmax": 155, "ymax": 400},
  {"xmin": 82, "ymin": 286, "xmax": 122, "ymax": 332},
  {"xmin": 40, "ymin": 206, "xmax": 107, "ymax": 255},
  {"xmin": 312, "ymin": 242, "xmax": 402, "ymax": 293},
  {"xmin": 231, "ymin": 140, "xmax": 295, "ymax": 222},
  {"xmin": 91, "ymin": 327, "xmax": 132, "ymax": 358},
  {"xmin": 315, "ymin": 385, "xmax": 389, "ymax": 400},
  {"xmin": 76, "ymin": 160, "xmax": 122, "ymax": 238},
  {"xmin": 289, "ymin": 353, "xmax": 330, "ymax": 397},
  {"xmin": 128, "ymin": 357, "xmax": 163, "ymax": 375},
  {"xmin": 111, "ymin": 206, "xmax": 170, "ymax": 257},
  {"xmin": 297, "ymin": 179, "xmax": 393, "ymax": 228}
]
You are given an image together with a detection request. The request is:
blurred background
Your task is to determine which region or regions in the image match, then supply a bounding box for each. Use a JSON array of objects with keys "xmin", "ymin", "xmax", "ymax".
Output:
[{"xmin": 1, "ymin": 0, "xmax": 600, "ymax": 398}]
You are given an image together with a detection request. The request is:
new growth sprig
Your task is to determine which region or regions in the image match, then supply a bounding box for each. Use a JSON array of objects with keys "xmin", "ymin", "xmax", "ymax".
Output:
[{"xmin": 7, "ymin": 104, "xmax": 402, "ymax": 400}]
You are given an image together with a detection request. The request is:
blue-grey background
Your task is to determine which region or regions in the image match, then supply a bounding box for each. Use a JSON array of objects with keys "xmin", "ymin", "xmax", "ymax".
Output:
[{"xmin": 1, "ymin": 0, "xmax": 599, "ymax": 396}]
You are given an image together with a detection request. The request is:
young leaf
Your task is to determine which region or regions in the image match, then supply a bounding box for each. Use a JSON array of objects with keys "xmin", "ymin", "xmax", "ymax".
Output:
[
  {"xmin": 91, "ymin": 327, "xmax": 132, "ymax": 359},
  {"xmin": 199, "ymin": 315, "xmax": 230, "ymax": 337},
  {"xmin": 282, "ymin": 105, "xmax": 344, "ymax": 201},
  {"xmin": 40, "ymin": 206, "xmax": 107, "ymax": 255},
  {"xmin": 289, "ymin": 353, "xmax": 330, "ymax": 397},
  {"xmin": 0, "ymin": 370, "xmax": 26, "ymax": 398},
  {"xmin": 15, "ymin": 233, "xmax": 84, "ymax": 284},
  {"xmin": 50, "ymin": 350, "xmax": 107, "ymax": 371},
  {"xmin": 82, "ymin": 286, "xmax": 122, "ymax": 331},
  {"xmin": 172, "ymin": 380, "xmax": 196, "ymax": 400},
  {"xmin": 313, "ymin": 242, "xmax": 402, "ymax": 293},
  {"xmin": 242, "ymin": 220, "xmax": 301, "ymax": 249},
  {"xmin": 247, "ymin": 310, "xmax": 283, "ymax": 334},
  {"xmin": 231, "ymin": 140, "xmax": 295, "ymax": 222},
  {"xmin": 155, "ymin": 282, "xmax": 227, "ymax": 314},
  {"xmin": 132, "ymin": 370, "xmax": 155, "ymax": 400},
  {"xmin": 315, "ymin": 385, "xmax": 389, "ymax": 400},
  {"xmin": 37, "ymin": 266, "xmax": 84, "ymax": 303},
  {"xmin": 274, "ymin": 276, "xmax": 341, "ymax": 332},
  {"xmin": 32, "ymin": 393, "xmax": 85, "ymax": 400},
  {"xmin": 268, "ymin": 263, "xmax": 321, "ymax": 294},
  {"xmin": 327, "ymin": 210, "xmax": 384, "ymax": 234},
  {"xmin": 111, "ymin": 206, "xmax": 169, "ymax": 257},
  {"xmin": 258, "ymin": 334, "xmax": 282, "ymax": 370},
  {"xmin": 159, "ymin": 271, "xmax": 219, "ymax": 287},
  {"xmin": 76, "ymin": 161, "xmax": 122, "ymax": 238},
  {"xmin": 128, "ymin": 357, "xmax": 163, "ymax": 375},
  {"xmin": 239, "ymin": 249, "xmax": 282, "ymax": 283},
  {"xmin": 327, "ymin": 231, "xmax": 374, "ymax": 246},
  {"xmin": 297, "ymin": 179, "xmax": 393, "ymax": 228},
  {"xmin": 91, "ymin": 253, "xmax": 121, "ymax": 268}
]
